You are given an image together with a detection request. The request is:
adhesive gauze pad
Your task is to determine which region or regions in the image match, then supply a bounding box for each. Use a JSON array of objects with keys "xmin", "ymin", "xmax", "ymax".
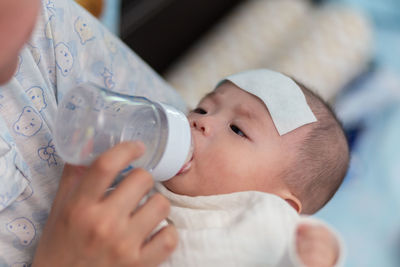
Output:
[{"xmin": 218, "ymin": 69, "xmax": 317, "ymax": 135}]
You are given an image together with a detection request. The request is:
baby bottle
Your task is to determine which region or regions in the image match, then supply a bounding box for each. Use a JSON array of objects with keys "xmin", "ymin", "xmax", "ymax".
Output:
[{"xmin": 54, "ymin": 83, "xmax": 193, "ymax": 182}]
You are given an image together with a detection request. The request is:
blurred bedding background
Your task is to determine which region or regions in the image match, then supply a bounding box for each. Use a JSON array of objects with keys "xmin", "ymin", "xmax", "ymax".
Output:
[
  {"xmin": 314, "ymin": 1, "xmax": 400, "ymax": 267},
  {"xmin": 79, "ymin": 0, "xmax": 400, "ymax": 266}
]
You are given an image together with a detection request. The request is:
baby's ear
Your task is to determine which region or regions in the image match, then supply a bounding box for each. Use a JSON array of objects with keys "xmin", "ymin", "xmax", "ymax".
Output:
[
  {"xmin": 278, "ymin": 188, "xmax": 302, "ymax": 213},
  {"xmin": 285, "ymin": 197, "xmax": 302, "ymax": 214}
]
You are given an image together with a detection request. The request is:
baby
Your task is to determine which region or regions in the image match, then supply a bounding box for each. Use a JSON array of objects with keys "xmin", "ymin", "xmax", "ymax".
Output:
[{"xmin": 156, "ymin": 69, "xmax": 349, "ymax": 266}]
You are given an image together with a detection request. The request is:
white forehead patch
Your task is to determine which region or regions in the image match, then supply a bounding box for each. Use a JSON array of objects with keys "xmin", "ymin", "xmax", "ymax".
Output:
[{"xmin": 219, "ymin": 69, "xmax": 317, "ymax": 135}]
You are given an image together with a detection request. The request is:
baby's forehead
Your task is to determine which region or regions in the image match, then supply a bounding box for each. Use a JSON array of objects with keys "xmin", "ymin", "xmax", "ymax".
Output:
[
  {"xmin": 204, "ymin": 84, "xmax": 273, "ymax": 121},
  {"xmin": 204, "ymin": 83, "xmax": 264, "ymax": 105}
]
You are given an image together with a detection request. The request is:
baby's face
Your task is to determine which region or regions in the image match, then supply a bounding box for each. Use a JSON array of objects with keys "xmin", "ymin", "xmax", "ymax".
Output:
[{"xmin": 163, "ymin": 82, "xmax": 295, "ymax": 196}]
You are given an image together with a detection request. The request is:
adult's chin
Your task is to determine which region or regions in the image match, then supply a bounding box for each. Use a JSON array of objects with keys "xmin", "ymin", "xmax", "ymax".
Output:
[{"xmin": 0, "ymin": 57, "xmax": 18, "ymax": 85}]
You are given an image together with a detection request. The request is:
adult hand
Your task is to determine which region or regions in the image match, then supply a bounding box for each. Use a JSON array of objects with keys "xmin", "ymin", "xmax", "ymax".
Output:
[
  {"xmin": 296, "ymin": 223, "xmax": 339, "ymax": 267},
  {"xmin": 32, "ymin": 142, "xmax": 178, "ymax": 267}
]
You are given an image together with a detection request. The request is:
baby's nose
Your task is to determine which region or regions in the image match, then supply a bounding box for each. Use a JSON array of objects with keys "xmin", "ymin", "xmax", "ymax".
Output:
[{"xmin": 191, "ymin": 119, "xmax": 210, "ymax": 136}]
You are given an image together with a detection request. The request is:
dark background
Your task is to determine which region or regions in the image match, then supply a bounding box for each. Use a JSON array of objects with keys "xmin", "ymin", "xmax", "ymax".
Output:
[
  {"xmin": 120, "ymin": 0, "xmax": 324, "ymax": 74},
  {"xmin": 120, "ymin": 0, "xmax": 244, "ymax": 73}
]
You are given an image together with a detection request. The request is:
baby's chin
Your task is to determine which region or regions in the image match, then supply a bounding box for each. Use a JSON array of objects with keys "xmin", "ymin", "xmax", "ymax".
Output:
[
  {"xmin": 162, "ymin": 174, "xmax": 198, "ymax": 196},
  {"xmin": 162, "ymin": 176, "xmax": 185, "ymax": 194}
]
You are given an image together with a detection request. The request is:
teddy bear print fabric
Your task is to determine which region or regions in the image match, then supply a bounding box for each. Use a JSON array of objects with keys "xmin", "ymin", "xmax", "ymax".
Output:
[{"xmin": 0, "ymin": 0, "xmax": 185, "ymax": 265}]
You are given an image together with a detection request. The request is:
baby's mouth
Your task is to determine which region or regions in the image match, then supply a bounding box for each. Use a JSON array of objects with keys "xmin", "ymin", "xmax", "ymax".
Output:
[{"xmin": 177, "ymin": 155, "xmax": 193, "ymax": 175}]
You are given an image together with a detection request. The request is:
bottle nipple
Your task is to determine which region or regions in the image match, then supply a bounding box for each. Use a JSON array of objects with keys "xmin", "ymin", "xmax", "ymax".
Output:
[{"xmin": 177, "ymin": 138, "xmax": 194, "ymax": 175}]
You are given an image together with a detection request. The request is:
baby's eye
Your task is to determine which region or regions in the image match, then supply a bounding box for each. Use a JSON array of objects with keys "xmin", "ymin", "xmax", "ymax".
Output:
[
  {"xmin": 193, "ymin": 108, "xmax": 207, "ymax": 114},
  {"xmin": 230, "ymin": 125, "xmax": 246, "ymax": 138}
]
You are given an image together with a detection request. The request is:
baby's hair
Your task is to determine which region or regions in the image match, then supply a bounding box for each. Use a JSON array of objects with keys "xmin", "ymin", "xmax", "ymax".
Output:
[{"xmin": 283, "ymin": 81, "xmax": 350, "ymax": 214}]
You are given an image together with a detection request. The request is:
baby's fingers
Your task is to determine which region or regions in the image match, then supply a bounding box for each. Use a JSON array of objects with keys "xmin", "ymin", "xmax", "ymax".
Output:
[{"xmin": 296, "ymin": 224, "xmax": 338, "ymax": 267}]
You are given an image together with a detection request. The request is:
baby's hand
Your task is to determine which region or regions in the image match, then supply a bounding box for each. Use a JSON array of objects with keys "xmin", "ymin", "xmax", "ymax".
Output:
[{"xmin": 296, "ymin": 223, "xmax": 339, "ymax": 267}]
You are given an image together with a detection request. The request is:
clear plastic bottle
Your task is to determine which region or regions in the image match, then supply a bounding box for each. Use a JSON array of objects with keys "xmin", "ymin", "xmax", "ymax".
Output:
[{"xmin": 54, "ymin": 83, "xmax": 193, "ymax": 181}]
